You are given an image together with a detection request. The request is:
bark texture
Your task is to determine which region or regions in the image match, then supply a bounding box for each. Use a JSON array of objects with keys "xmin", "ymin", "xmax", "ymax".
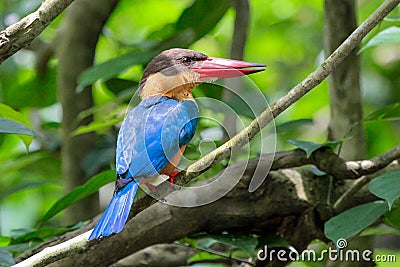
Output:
[
  {"xmin": 324, "ymin": 1, "xmax": 370, "ymax": 266},
  {"xmin": 0, "ymin": 0, "xmax": 76, "ymax": 63},
  {"xmin": 324, "ymin": 0, "xmax": 366, "ymax": 160},
  {"xmin": 57, "ymin": 0, "xmax": 119, "ymax": 222}
]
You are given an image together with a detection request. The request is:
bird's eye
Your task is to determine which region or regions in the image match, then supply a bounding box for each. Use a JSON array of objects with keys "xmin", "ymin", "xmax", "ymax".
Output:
[{"xmin": 181, "ymin": 57, "xmax": 192, "ymax": 66}]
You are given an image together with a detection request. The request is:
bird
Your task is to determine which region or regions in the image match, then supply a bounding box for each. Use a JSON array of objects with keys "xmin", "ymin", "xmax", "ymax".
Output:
[{"xmin": 88, "ymin": 48, "xmax": 266, "ymax": 240}]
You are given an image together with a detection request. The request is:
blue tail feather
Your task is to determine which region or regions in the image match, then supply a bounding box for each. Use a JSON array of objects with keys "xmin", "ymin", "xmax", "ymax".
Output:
[{"xmin": 88, "ymin": 181, "xmax": 139, "ymax": 240}]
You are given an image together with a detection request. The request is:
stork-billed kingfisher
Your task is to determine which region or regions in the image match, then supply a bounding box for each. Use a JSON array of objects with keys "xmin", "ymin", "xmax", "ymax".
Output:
[{"xmin": 88, "ymin": 48, "xmax": 266, "ymax": 240}]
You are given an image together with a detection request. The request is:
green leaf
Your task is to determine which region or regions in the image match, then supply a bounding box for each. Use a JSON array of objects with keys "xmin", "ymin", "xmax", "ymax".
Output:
[
  {"xmin": 9, "ymin": 223, "xmax": 83, "ymax": 245},
  {"xmin": 104, "ymin": 78, "xmax": 139, "ymax": 95},
  {"xmin": 0, "ymin": 237, "xmax": 11, "ymax": 247},
  {"xmin": 0, "ymin": 181, "xmax": 49, "ymax": 200},
  {"xmin": 384, "ymin": 16, "xmax": 400, "ymax": 22},
  {"xmin": 360, "ymin": 26, "xmax": 400, "ymax": 53},
  {"xmin": 384, "ymin": 204, "xmax": 400, "ymax": 230},
  {"xmin": 0, "ymin": 118, "xmax": 34, "ymax": 149},
  {"xmin": 0, "ymin": 104, "xmax": 35, "ymax": 148},
  {"xmin": 175, "ymin": 0, "xmax": 230, "ymax": 43},
  {"xmin": 288, "ymin": 139, "xmax": 342, "ymax": 158},
  {"xmin": 325, "ymin": 201, "xmax": 388, "ymax": 244},
  {"xmin": 257, "ymin": 234, "xmax": 289, "ymax": 248},
  {"xmin": 78, "ymin": 0, "xmax": 230, "ymax": 88},
  {"xmin": 276, "ymin": 119, "xmax": 313, "ymax": 134},
  {"xmin": 0, "ymin": 248, "xmax": 15, "ymax": 267},
  {"xmin": 369, "ymin": 170, "xmax": 400, "ymax": 210},
  {"xmin": 72, "ymin": 116, "xmax": 123, "ymax": 136},
  {"xmin": 310, "ymin": 165, "xmax": 327, "ymax": 176},
  {"xmin": 362, "ymin": 102, "xmax": 400, "ymax": 122},
  {"xmin": 4, "ymin": 67, "xmax": 57, "ymax": 108},
  {"xmin": 77, "ymin": 51, "xmax": 157, "ymax": 91},
  {"xmin": 200, "ymin": 234, "xmax": 258, "ymax": 255},
  {"xmin": 2, "ymin": 243, "xmax": 39, "ymax": 254},
  {"xmin": 39, "ymin": 170, "xmax": 115, "ymax": 224},
  {"xmin": 359, "ymin": 226, "xmax": 400, "ymax": 237},
  {"xmin": 187, "ymin": 251, "xmax": 224, "ymax": 264},
  {"xmin": 0, "ymin": 118, "xmax": 35, "ymax": 136}
]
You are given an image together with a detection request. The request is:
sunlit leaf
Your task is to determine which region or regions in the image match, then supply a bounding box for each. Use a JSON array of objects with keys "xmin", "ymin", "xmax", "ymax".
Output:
[
  {"xmin": 0, "ymin": 237, "xmax": 11, "ymax": 248},
  {"xmin": 369, "ymin": 170, "xmax": 400, "ymax": 210},
  {"xmin": 325, "ymin": 201, "xmax": 388, "ymax": 244},
  {"xmin": 359, "ymin": 26, "xmax": 400, "ymax": 53},
  {"xmin": 39, "ymin": 170, "xmax": 115, "ymax": 224}
]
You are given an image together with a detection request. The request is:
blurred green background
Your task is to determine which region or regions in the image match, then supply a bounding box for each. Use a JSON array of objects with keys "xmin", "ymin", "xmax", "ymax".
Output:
[{"xmin": 0, "ymin": 0, "xmax": 399, "ymax": 265}]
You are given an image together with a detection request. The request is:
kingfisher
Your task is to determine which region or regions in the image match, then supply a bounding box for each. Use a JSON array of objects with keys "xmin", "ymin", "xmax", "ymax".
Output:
[{"xmin": 88, "ymin": 48, "xmax": 266, "ymax": 240}]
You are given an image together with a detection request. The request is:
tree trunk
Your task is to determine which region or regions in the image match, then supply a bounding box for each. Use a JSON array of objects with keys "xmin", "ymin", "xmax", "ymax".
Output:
[
  {"xmin": 222, "ymin": 0, "xmax": 249, "ymax": 140},
  {"xmin": 57, "ymin": 0, "xmax": 119, "ymax": 223},
  {"xmin": 324, "ymin": 1, "xmax": 371, "ymax": 266},
  {"xmin": 324, "ymin": 0, "xmax": 366, "ymax": 160}
]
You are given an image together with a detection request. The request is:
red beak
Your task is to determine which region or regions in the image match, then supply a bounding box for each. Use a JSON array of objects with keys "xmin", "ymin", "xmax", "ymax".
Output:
[{"xmin": 191, "ymin": 57, "xmax": 266, "ymax": 79}]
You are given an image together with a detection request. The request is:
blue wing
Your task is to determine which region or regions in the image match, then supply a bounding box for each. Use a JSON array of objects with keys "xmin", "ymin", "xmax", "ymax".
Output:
[
  {"xmin": 89, "ymin": 95, "xmax": 198, "ymax": 240},
  {"xmin": 116, "ymin": 95, "xmax": 198, "ymax": 178}
]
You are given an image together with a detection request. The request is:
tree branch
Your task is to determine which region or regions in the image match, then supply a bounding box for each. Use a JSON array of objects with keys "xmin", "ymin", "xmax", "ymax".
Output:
[
  {"xmin": 13, "ymin": 0, "xmax": 400, "ymax": 265},
  {"xmin": 15, "ymin": 144, "xmax": 400, "ymax": 266},
  {"xmin": 17, "ymin": 159, "xmax": 317, "ymax": 267},
  {"xmin": 0, "ymin": 0, "xmax": 76, "ymax": 63},
  {"xmin": 183, "ymin": 0, "xmax": 400, "ymax": 180}
]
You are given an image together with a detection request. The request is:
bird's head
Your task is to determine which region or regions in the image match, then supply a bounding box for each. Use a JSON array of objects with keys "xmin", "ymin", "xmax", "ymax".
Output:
[{"xmin": 139, "ymin": 48, "xmax": 266, "ymax": 100}]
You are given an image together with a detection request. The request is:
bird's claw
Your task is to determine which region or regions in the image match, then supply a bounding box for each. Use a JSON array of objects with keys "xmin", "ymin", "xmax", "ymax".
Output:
[{"xmin": 168, "ymin": 170, "xmax": 180, "ymax": 186}]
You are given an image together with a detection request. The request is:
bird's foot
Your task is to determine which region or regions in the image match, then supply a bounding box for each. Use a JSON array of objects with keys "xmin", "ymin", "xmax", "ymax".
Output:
[
  {"xmin": 168, "ymin": 170, "xmax": 180, "ymax": 186},
  {"xmin": 115, "ymin": 177, "xmax": 133, "ymax": 193}
]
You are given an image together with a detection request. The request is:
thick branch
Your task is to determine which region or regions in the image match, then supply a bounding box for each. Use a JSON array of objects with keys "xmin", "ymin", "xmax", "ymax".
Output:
[
  {"xmin": 16, "ymin": 144, "xmax": 400, "ymax": 265},
  {"xmin": 0, "ymin": 0, "xmax": 76, "ymax": 63},
  {"xmin": 18, "ymin": 160, "xmax": 317, "ymax": 267}
]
